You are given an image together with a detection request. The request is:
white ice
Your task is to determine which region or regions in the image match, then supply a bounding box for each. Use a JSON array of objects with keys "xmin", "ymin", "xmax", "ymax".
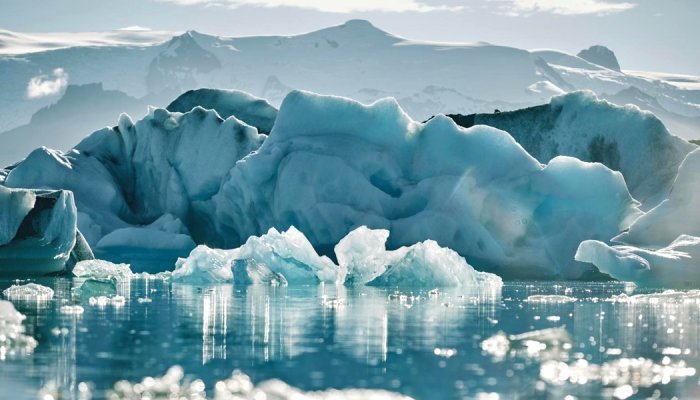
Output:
[
  {"xmin": 73, "ymin": 259, "xmax": 133, "ymax": 282},
  {"xmin": 576, "ymin": 149, "xmax": 700, "ymax": 288},
  {"xmin": 2, "ymin": 283, "xmax": 54, "ymax": 301}
]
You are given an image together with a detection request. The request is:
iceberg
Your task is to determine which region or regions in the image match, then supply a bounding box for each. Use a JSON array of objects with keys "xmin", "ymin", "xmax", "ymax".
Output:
[
  {"xmin": 336, "ymin": 226, "xmax": 501, "ymax": 288},
  {"xmin": 576, "ymin": 150, "xmax": 700, "ymax": 287},
  {"xmin": 0, "ymin": 186, "xmax": 91, "ymax": 275},
  {"xmin": 213, "ymin": 91, "xmax": 641, "ymax": 279},
  {"xmin": 576, "ymin": 235, "xmax": 700, "ymax": 289},
  {"xmin": 5, "ymin": 91, "xmax": 642, "ymax": 279},
  {"xmin": 444, "ymin": 91, "xmax": 695, "ymax": 208},
  {"xmin": 173, "ymin": 227, "xmax": 341, "ymax": 285},
  {"xmin": 614, "ymin": 149, "xmax": 700, "ymax": 247},
  {"xmin": 171, "ymin": 245, "xmax": 234, "ymax": 284},
  {"xmin": 4, "ymin": 105, "xmax": 265, "ymax": 268},
  {"xmin": 166, "ymin": 88, "xmax": 278, "ymax": 134}
]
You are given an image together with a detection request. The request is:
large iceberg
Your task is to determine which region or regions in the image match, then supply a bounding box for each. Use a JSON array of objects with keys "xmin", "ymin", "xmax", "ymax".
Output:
[
  {"xmin": 4, "ymin": 105, "xmax": 265, "ymax": 267},
  {"xmin": 443, "ymin": 91, "xmax": 695, "ymax": 208},
  {"xmin": 5, "ymin": 90, "xmax": 642, "ymax": 279},
  {"xmin": 212, "ymin": 91, "xmax": 641, "ymax": 279},
  {"xmin": 0, "ymin": 185, "xmax": 91, "ymax": 274},
  {"xmin": 575, "ymin": 149, "xmax": 700, "ymax": 287}
]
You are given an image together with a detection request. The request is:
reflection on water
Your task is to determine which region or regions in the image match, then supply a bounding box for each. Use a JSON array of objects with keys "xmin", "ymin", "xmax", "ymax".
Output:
[{"xmin": 1, "ymin": 279, "xmax": 700, "ymax": 399}]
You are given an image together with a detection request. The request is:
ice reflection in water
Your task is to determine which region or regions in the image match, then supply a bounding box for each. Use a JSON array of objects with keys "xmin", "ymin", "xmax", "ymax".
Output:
[{"xmin": 1, "ymin": 280, "xmax": 700, "ymax": 399}]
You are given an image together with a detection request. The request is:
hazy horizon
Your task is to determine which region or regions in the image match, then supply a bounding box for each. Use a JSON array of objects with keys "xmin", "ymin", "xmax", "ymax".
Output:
[{"xmin": 0, "ymin": 0, "xmax": 698, "ymax": 75}]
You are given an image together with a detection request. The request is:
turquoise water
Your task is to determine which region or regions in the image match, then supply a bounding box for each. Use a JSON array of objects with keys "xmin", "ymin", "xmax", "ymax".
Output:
[{"xmin": 1, "ymin": 278, "xmax": 699, "ymax": 399}]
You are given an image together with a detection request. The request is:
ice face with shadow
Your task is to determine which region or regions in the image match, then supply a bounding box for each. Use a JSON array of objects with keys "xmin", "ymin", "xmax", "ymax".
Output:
[{"xmin": 576, "ymin": 149, "xmax": 700, "ymax": 288}]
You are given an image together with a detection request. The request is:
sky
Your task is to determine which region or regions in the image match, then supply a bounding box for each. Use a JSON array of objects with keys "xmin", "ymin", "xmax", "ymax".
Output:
[{"xmin": 0, "ymin": 0, "xmax": 698, "ymax": 74}]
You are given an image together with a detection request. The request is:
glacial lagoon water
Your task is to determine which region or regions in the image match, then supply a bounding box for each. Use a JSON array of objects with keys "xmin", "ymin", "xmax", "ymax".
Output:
[{"xmin": 1, "ymin": 277, "xmax": 700, "ymax": 399}]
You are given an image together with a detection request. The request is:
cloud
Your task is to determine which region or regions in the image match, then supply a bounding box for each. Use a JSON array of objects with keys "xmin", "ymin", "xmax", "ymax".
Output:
[
  {"xmin": 26, "ymin": 68, "xmax": 68, "ymax": 99},
  {"xmin": 156, "ymin": 0, "xmax": 462, "ymax": 13},
  {"xmin": 500, "ymin": 0, "xmax": 637, "ymax": 16}
]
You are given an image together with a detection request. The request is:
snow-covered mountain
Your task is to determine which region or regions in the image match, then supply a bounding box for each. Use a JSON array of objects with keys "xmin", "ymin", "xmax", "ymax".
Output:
[{"xmin": 1, "ymin": 19, "xmax": 699, "ymax": 166}]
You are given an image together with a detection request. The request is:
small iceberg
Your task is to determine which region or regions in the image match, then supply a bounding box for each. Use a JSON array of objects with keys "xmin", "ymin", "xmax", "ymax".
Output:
[{"xmin": 173, "ymin": 226, "xmax": 502, "ymax": 290}]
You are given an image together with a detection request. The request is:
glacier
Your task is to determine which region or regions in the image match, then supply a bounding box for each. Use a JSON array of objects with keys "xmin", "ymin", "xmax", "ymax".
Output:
[
  {"xmin": 575, "ymin": 149, "xmax": 700, "ymax": 287},
  {"xmin": 2, "ymin": 90, "xmax": 645, "ymax": 279}
]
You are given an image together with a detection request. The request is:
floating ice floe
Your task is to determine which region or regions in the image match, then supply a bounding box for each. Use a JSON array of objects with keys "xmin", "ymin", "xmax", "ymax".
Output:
[
  {"xmin": 173, "ymin": 226, "xmax": 501, "ymax": 289},
  {"xmin": 0, "ymin": 300, "xmax": 38, "ymax": 360},
  {"xmin": 2, "ymin": 283, "xmax": 54, "ymax": 302},
  {"xmin": 106, "ymin": 365, "xmax": 415, "ymax": 400}
]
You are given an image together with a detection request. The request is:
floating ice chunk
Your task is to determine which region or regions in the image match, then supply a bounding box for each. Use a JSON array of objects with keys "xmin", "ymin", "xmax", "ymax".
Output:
[
  {"xmin": 59, "ymin": 305, "xmax": 84, "ymax": 315},
  {"xmin": 607, "ymin": 290, "xmax": 700, "ymax": 304},
  {"xmin": 236, "ymin": 227, "xmax": 344, "ymax": 285},
  {"xmin": 73, "ymin": 259, "xmax": 132, "ymax": 281},
  {"xmin": 540, "ymin": 357, "xmax": 696, "ymax": 388},
  {"xmin": 481, "ymin": 327, "xmax": 572, "ymax": 361},
  {"xmin": 336, "ymin": 226, "xmax": 502, "ymax": 289},
  {"xmin": 171, "ymin": 245, "xmax": 234, "ymax": 284},
  {"xmin": 107, "ymin": 365, "xmax": 415, "ymax": 400},
  {"xmin": 0, "ymin": 300, "xmax": 38, "ymax": 360},
  {"xmin": 368, "ymin": 240, "xmax": 502, "ymax": 289},
  {"xmin": 2, "ymin": 283, "xmax": 54, "ymax": 301},
  {"xmin": 335, "ymin": 226, "xmax": 391, "ymax": 285},
  {"xmin": 576, "ymin": 235, "xmax": 700, "ymax": 288},
  {"xmin": 88, "ymin": 295, "xmax": 126, "ymax": 308},
  {"xmin": 525, "ymin": 295, "xmax": 577, "ymax": 303}
]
